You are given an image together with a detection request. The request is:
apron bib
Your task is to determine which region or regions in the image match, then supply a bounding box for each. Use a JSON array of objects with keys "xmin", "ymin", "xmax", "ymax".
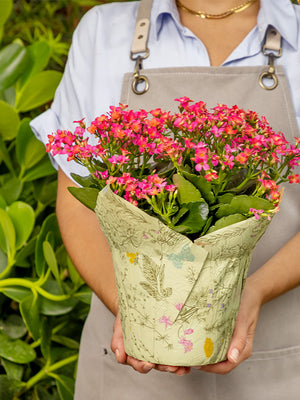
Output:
[{"xmin": 74, "ymin": 1, "xmax": 300, "ymax": 398}]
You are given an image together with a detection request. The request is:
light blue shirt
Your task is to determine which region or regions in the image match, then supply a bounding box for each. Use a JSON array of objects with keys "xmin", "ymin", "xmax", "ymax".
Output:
[{"xmin": 30, "ymin": 0, "xmax": 300, "ymax": 179}]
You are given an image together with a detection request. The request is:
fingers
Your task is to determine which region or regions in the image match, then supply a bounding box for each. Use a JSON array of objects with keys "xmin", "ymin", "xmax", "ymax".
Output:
[{"xmin": 110, "ymin": 313, "xmax": 127, "ymax": 364}]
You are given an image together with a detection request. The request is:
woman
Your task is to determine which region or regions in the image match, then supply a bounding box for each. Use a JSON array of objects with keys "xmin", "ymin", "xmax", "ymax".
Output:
[{"xmin": 31, "ymin": 0, "xmax": 300, "ymax": 398}]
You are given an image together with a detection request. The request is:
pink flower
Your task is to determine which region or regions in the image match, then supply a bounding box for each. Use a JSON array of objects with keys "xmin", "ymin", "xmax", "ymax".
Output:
[
  {"xmin": 178, "ymin": 337, "xmax": 193, "ymax": 353},
  {"xmin": 159, "ymin": 316, "xmax": 173, "ymax": 328},
  {"xmin": 288, "ymin": 174, "xmax": 299, "ymax": 184}
]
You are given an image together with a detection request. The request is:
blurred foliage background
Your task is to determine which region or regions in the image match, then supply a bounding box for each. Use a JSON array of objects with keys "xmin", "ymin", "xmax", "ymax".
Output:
[{"xmin": 0, "ymin": 0, "xmax": 298, "ymax": 399}]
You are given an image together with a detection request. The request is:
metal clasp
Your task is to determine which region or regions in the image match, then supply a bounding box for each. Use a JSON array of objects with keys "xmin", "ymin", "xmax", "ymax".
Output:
[
  {"xmin": 131, "ymin": 51, "xmax": 149, "ymax": 95},
  {"xmin": 259, "ymin": 53, "xmax": 278, "ymax": 90}
]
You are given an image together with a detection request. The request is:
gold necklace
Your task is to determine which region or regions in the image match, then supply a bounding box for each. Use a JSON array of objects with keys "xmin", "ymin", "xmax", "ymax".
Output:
[{"xmin": 176, "ymin": 0, "xmax": 258, "ymax": 19}]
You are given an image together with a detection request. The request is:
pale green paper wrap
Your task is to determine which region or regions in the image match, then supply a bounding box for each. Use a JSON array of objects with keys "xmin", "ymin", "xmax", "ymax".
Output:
[{"xmin": 95, "ymin": 186, "xmax": 270, "ymax": 366}]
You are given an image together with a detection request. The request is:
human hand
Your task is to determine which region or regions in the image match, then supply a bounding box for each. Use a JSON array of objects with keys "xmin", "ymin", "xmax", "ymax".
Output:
[
  {"xmin": 111, "ymin": 312, "xmax": 191, "ymax": 375},
  {"xmin": 194, "ymin": 278, "xmax": 262, "ymax": 375}
]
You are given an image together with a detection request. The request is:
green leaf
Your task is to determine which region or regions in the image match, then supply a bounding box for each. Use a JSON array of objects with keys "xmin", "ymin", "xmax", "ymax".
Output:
[
  {"xmin": 181, "ymin": 170, "xmax": 215, "ymax": 204},
  {"xmin": 0, "ymin": 0, "xmax": 13, "ymax": 28},
  {"xmin": 0, "ymin": 330, "xmax": 36, "ymax": 363},
  {"xmin": 0, "ymin": 176, "xmax": 22, "ymax": 204},
  {"xmin": 0, "ymin": 100, "xmax": 20, "ymax": 140},
  {"xmin": 52, "ymin": 335, "xmax": 79, "ymax": 350},
  {"xmin": 0, "ymin": 314, "xmax": 27, "ymax": 339},
  {"xmin": 215, "ymin": 195, "xmax": 274, "ymax": 219},
  {"xmin": 43, "ymin": 241, "xmax": 60, "ymax": 284},
  {"xmin": 15, "ymin": 70, "xmax": 62, "ymax": 112},
  {"xmin": 1, "ymin": 358, "xmax": 24, "ymax": 380},
  {"xmin": 0, "ymin": 42, "xmax": 28, "ymax": 90},
  {"xmin": 0, "ymin": 376, "xmax": 24, "ymax": 400},
  {"xmin": 19, "ymin": 293, "xmax": 41, "ymax": 341},
  {"xmin": 18, "ymin": 41, "xmax": 51, "ymax": 88},
  {"xmin": 2, "ymin": 287, "xmax": 31, "ymax": 302},
  {"xmin": 55, "ymin": 374, "xmax": 75, "ymax": 400},
  {"xmin": 0, "ymin": 208, "xmax": 15, "ymax": 259},
  {"xmin": 35, "ymin": 214, "xmax": 61, "ymax": 277},
  {"xmin": 15, "ymin": 236, "xmax": 36, "ymax": 268},
  {"xmin": 68, "ymin": 186, "xmax": 99, "ymax": 211},
  {"xmin": 34, "ymin": 385, "xmax": 60, "ymax": 400},
  {"xmin": 16, "ymin": 118, "xmax": 46, "ymax": 170},
  {"xmin": 0, "ymin": 248, "xmax": 8, "ymax": 273},
  {"xmin": 173, "ymin": 200, "xmax": 209, "ymax": 234},
  {"xmin": 67, "ymin": 256, "xmax": 84, "ymax": 288},
  {"xmin": 70, "ymin": 172, "xmax": 99, "ymax": 188},
  {"xmin": 74, "ymin": 286, "xmax": 92, "ymax": 305},
  {"xmin": 0, "ymin": 195, "xmax": 7, "ymax": 208},
  {"xmin": 40, "ymin": 280, "xmax": 78, "ymax": 316},
  {"xmin": 172, "ymin": 174, "xmax": 202, "ymax": 204},
  {"xmin": 40, "ymin": 317, "xmax": 51, "ymax": 361},
  {"xmin": 0, "ymin": 136, "xmax": 14, "ymax": 172},
  {"xmin": 7, "ymin": 201, "xmax": 35, "ymax": 250},
  {"xmin": 207, "ymin": 214, "xmax": 248, "ymax": 234},
  {"xmin": 33, "ymin": 178, "xmax": 57, "ymax": 205},
  {"xmin": 23, "ymin": 155, "xmax": 55, "ymax": 181}
]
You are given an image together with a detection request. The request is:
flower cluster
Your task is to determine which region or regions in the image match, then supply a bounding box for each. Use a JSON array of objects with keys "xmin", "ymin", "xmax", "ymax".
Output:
[{"xmin": 47, "ymin": 98, "xmax": 300, "ymax": 237}]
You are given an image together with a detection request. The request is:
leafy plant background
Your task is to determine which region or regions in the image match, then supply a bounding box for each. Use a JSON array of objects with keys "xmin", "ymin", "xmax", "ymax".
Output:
[{"xmin": 0, "ymin": 0, "xmax": 298, "ymax": 399}]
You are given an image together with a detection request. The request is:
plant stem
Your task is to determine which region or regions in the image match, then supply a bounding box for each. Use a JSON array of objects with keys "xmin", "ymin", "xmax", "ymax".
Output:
[
  {"xmin": 23, "ymin": 354, "xmax": 78, "ymax": 391},
  {"xmin": 0, "ymin": 278, "xmax": 72, "ymax": 301}
]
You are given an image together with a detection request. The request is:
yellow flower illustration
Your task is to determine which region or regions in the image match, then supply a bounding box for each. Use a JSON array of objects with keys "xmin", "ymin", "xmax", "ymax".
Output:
[
  {"xmin": 126, "ymin": 252, "xmax": 138, "ymax": 264},
  {"xmin": 204, "ymin": 337, "xmax": 214, "ymax": 358}
]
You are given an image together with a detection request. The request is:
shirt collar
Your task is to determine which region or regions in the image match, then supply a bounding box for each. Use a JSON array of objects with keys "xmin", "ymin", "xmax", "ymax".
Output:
[
  {"xmin": 257, "ymin": 0, "xmax": 298, "ymax": 50},
  {"xmin": 151, "ymin": 0, "xmax": 298, "ymax": 50}
]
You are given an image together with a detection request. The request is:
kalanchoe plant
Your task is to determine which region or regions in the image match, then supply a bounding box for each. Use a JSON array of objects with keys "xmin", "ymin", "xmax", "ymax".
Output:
[{"xmin": 47, "ymin": 97, "xmax": 300, "ymax": 238}]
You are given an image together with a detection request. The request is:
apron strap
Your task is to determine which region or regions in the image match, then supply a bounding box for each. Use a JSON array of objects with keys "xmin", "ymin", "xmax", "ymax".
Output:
[
  {"xmin": 131, "ymin": 0, "xmax": 153, "ymax": 58},
  {"xmin": 259, "ymin": 26, "xmax": 282, "ymax": 90}
]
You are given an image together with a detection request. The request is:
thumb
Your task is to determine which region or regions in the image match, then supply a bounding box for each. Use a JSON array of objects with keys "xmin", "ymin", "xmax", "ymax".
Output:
[
  {"xmin": 111, "ymin": 312, "xmax": 127, "ymax": 364},
  {"xmin": 227, "ymin": 318, "xmax": 249, "ymax": 365}
]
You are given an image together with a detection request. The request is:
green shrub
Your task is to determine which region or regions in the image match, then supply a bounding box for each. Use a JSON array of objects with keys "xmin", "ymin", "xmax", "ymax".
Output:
[{"xmin": 0, "ymin": 1, "xmax": 93, "ymax": 398}]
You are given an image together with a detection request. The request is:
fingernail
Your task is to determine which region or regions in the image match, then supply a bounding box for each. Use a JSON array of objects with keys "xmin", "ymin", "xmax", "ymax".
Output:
[
  {"xmin": 115, "ymin": 349, "xmax": 120, "ymax": 361},
  {"xmin": 229, "ymin": 348, "xmax": 239, "ymax": 363},
  {"xmin": 194, "ymin": 366, "xmax": 202, "ymax": 370},
  {"xmin": 166, "ymin": 367, "xmax": 177, "ymax": 373},
  {"xmin": 142, "ymin": 363, "xmax": 153, "ymax": 372}
]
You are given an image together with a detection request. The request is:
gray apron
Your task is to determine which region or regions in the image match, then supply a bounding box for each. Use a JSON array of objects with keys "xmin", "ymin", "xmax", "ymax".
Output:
[{"xmin": 74, "ymin": 1, "xmax": 300, "ymax": 398}]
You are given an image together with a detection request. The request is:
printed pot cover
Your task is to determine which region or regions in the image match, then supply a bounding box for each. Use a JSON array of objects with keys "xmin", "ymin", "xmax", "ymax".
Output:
[{"xmin": 95, "ymin": 186, "xmax": 270, "ymax": 366}]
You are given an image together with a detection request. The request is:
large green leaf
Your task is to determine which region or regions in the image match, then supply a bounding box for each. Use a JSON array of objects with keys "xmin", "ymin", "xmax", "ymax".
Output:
[
  {"xmin": 1, "ymin": 359, "xmax": 24, "ymax": 380},
  {"xmin": 15, "ymin": 236, "xmax": 36, "ymax": 268},
  {"xmin": 2, "ymin": 287, "xmax": 31, "ymax": 302},
  {"xmin": 0, "ymin": 314, "xmax": 27, "ymax": 339},
  {"xmin": 0, "ymin": 176, "xmax": 22, "ymax": 204},
  {"xmin": 18, "ymin": 41, "xmax": 51, "ymax": 88},
  {"xmin": 207, "ymin": 214, "xmax": 248, "ymax": 234},
  {"xmin": 7, "ymin": 201, "xmax": 35, "ymax": 250},
  {"xmin": 0, "ymin": 376, "xmax": 24, "ymax": 400},
  {"xmin": 0, "ymin": 248, "xmax": 8, "ymax": 273},
  {"xmin": 40, "ymin": 281, "xmax": 78, "ymax": 316},
  {"xmin": 181, "ymin": 170, "xmax": 215, "ymax": 204},
  {"xmin": 0, "ymin": 136, "xmax": 14, "ymax": 173},
  {"xmin": 16, "ymin": 118, "xmax": 46, "ymax": 170},
  {"xmin": 33, "ymin": 178, "xmax": 57, "ymax": 206},
  {"xmin": 19, "ymin": 293, "xmax": 41, "ymax": 341},
  {"xmin": 0, "ymin": 100, "xmax": 20, "ymax": 140},
  {"xmin": 74, "ymin": 286, "xmax": 92, "ymax": 305},
  {"xmin": 215, "ymin": 195, "xmax": 274, "ymax": 218},
  {"xmin": 15, "ymin": 70, "xmax": 62, "ymax": 112},
  {"xmin": 0, "ymin": 208, "xmax": 15, "ymax": 259},
  {"xmin": 23, "ymin": 155, "xmax": 55, "ymax": 181},
  {"xmin": 35, "ymin": 214, "xmax": 61, "ymax": 277},
  {"xmin": 0, "ymin": 42, "xmax": 28, "ymax": 90},
  {"xmin": 173, "ymin": 200, "xmax": 209, "ymax": 234},
  {"xmin": 43, "ymin": 241, "xmax": 60, "ymax": 284},
  {"xmin": 40, "ymin": 317, "xmax": 52, "ymax": 361},
  {"xmin": 0, "ymin": 330, "xmax": 36, "ymax": 363},
  {"xmin": 0, "ymin": 0, "xmax": 13, "ymax": 28},
  {"xmin": 68, "ymin": 186, "xmax": 99, "ymax": 210},
  {"xmin": 172, "ymin": 174, "xmax": 202, "ymax": 204},
  {"xmin": 55, "ymin": 374, "xmax": 75, "ymax": 400}
]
